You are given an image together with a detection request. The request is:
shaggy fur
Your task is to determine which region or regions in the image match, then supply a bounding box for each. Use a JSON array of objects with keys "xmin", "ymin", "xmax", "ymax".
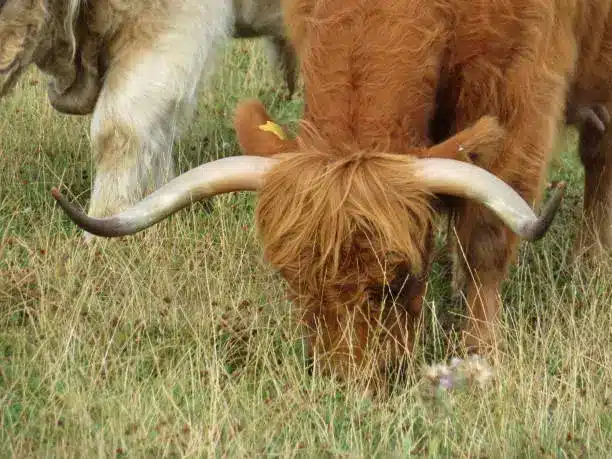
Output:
[
  {"xmin": 234, "ymin": 0, "xmax": 612, "ymax": 376},
  {"xmin": 1, "ymin": 0, "xmax": 233, "ymax": 221},
  {"xmin": 1, "ymin": 0, "xmax": 297, "ymax": 222},
  {"xmin": 241, "ymin": 106, "xmax": 508, "ymax": 376},
  {"xmin": 257, "ymin": 150, "xmax": 434, "ymax": 375}
]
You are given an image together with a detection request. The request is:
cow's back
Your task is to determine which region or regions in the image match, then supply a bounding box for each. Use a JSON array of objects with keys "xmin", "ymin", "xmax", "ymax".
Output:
[
  {"xmin": 298, "ymin": 0, "xmax": 450, "ymax": 155},
  {"xmin": 294, "ymin": 0, "xmax": 596, "ymax": 155}
]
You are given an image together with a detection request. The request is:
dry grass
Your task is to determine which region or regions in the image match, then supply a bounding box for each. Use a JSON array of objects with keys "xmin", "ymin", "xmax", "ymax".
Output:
[{"xmin": 1, "ymin": 40, "xmax": 611, "ymax": 457}]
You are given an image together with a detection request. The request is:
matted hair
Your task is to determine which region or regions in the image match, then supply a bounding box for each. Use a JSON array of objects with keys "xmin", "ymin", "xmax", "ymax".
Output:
[{"xmin": 256, "ymin": 147, "xmax": 434, "ymax": 303}]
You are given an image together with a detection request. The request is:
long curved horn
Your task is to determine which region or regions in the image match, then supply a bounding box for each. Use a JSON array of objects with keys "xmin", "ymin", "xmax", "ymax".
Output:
[
  {"xmin": 414, "ymin": 158, "xmax": 565, "ymax": 241},
  {"xmin": 51, "ymin": 156, "xmax": 279, "ymax": 237}
]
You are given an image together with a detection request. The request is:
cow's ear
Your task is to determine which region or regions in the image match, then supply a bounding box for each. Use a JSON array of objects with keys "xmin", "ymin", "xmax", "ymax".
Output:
[
  {"xmin": 233, "ymin": 99, "xmax": 298, "ymax": 157},
  {"xmin": 425, "ymin": 116, "xmax": 505, "ymax": 169}
]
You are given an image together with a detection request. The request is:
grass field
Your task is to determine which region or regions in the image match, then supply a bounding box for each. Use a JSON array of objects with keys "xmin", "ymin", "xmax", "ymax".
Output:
[{"xmin": 1, "ymin": 40, "xmax": 611, "ymax": 457}]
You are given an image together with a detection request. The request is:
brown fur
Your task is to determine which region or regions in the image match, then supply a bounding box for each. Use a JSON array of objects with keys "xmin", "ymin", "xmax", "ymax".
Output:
[
  {"xmin": 233, "ymin": 0, "xmax": 612, "ymax": 377},
  {"xmin": 233, "ymin": 98, "xmax": 297, "ymax": 156},
  {"xmin": 257, "ymin": 149, "xmax": 434, "ymax": 375},
  {"xmin": 243, "ymin": 107, "xmax": 507, "ymax": 376}
]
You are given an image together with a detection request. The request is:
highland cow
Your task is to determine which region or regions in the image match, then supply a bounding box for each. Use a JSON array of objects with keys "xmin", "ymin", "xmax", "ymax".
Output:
[
  {"xmin": 52, "ymin": 0, "xmax": 612, "ymax": 380},
  {"xmin": 1, "ymin": 0, "xmax": 233, "ymax": 222},
  {"xmin": 0, "ymin": 0, "xmax": 296, "ymax": 227}
]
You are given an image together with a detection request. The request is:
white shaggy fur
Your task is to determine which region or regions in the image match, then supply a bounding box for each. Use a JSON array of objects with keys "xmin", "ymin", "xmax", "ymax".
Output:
[
  {"xmin": 87, "ymin": 0, "xmax": 232, "ymax": 217},
  {"xmin": 1, "ymin": 0, "xmax": 295, "ymax": 227}
]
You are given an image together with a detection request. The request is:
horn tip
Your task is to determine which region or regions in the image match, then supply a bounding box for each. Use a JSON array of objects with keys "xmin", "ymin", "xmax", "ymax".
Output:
[{"xmin": 522, "ymin": 180, "xmax": 566, "ymax": 241}]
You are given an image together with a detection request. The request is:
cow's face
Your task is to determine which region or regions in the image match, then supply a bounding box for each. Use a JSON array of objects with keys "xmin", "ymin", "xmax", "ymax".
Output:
[
  {"xmin": 0, "ymin": 0, "xmax": 46, "ymax": 95},
  {"xmin": 254, "ymin": 149, "xmax": 434, "ymax": 372},
  {"xmin": 250, "ymin": 116, "xmax": 531, "ymax": 373}
]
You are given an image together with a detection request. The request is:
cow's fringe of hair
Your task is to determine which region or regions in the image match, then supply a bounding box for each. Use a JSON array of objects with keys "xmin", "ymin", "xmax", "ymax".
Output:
[{"xmin": 256, "ymin": 148, "xmax": 434, "ymax": 302}]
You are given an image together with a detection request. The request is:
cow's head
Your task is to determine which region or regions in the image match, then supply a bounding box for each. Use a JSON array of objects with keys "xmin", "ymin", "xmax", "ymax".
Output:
[
  {"xmin": 0, "ymin": 0, "xmax": 47, "ymax": 96},
  {"xmin": 50, "ymin": 99, "xmax": 565, "ymax": 373}
]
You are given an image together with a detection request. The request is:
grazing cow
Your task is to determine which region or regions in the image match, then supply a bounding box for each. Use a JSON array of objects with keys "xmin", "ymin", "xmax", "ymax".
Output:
[
  {"xmin": 1, "ymin": 0, "xmax": 233, "ymax": 221},
  {"xmin": 0, "ymin": 0, "xmax": 296, "ymax": 225},
  {"xmin": 53, "ymin": 0, "xmax": 611, "ymax": 380}
]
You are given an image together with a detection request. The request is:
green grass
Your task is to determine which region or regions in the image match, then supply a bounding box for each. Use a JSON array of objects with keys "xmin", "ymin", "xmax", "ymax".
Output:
[{"xmin": 1, "ymin": 40, "xmax": 611, "ymax": 457}]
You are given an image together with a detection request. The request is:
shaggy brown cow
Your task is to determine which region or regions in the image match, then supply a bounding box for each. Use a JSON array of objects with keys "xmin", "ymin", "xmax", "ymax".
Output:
[{"xmin": 52, "ymin": 0, "xmax": 612, "ymax": 379}]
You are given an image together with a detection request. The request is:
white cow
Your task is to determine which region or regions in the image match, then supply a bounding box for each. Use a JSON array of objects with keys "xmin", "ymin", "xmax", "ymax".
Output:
[{"xmin": 0, "ymin": 0, "xmax": 295, "ymax": 223}]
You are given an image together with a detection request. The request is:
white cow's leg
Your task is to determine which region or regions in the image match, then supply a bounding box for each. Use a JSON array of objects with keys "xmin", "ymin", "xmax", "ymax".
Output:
[{"xmin": 87, "ymin": 3, "xmax": 231, "ymax": 219}]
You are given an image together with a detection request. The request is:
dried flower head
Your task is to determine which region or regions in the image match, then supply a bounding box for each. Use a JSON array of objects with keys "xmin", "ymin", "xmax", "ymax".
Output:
[{"xmin": 422, "ymin": 355, "xmax": 494, "ymax": 393}]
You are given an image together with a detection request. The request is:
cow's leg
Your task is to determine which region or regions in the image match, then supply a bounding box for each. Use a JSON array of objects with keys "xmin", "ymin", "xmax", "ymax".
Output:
[
  {"xmin": 87, "ymin": 7, "xmax": 231, "ymax": 219},
  {"xmin": 573, "ymin": 103, "xmax": 612, "ymax": 259},
  {"xmin": 451, "ymin": 87, "xmax": 564, "ymax": 352},
  {"xmin": 453, "ymin": 156, "xmax": 556, "ymax": 351},
  {"xmin": 451, "ymin": 203, "xmax": 519, "ymax": 350},
  {"xmin": 264, "ymin": 36, "xmax": 298, "ymax": 98}
]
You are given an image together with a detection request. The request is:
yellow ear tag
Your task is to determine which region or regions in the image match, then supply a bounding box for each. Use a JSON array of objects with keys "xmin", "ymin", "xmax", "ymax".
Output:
[{"xmin": 258, "ymin": 120, "xmax": 287, "ymax": 140}]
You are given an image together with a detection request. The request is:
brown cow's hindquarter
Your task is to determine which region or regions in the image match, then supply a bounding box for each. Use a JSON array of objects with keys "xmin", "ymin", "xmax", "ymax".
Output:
[{"xmin": 568, "ymin": 3, "xmax": 612, "ymax": 258}]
